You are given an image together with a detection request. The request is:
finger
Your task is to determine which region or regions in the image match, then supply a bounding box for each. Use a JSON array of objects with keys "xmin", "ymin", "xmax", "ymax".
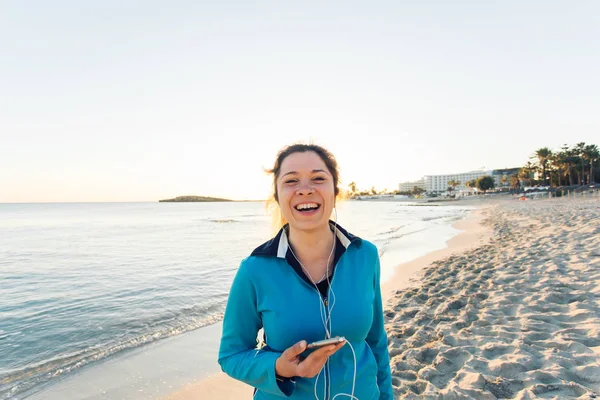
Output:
[
  {"xmin": 297, "ymin": 355, "xmax": 328, "ymax": 378},
  {"xmin": 328, "ymin": 344, "xmax": 344, "ymax": 355},
  {"xmin": 299, "ymin": 343, "xmax": 350, "ymax": 378},
  {"xmin": 302, "ymin": 346, "xmax": 336, "ymax": 367},
  {"xmin": 319, "ymin": 342, "xmax": 345, "ymax": 359},
  {"xmin": 322, "ymin": 341, "xmax": 345, "ymax": 353},
  {"xmin": 310, "ymin": 345, "xmax": 336, "ymax": 358},
  {"xmin": 301, "ymin": 352, "xmax": 338, "ymax": 378},
  {"xmin": 332, "ymin": 341, "xmax": 346, "ymax": 351},
  {"xmin": 282, "ymin": 340, "xmax": 307, "ymax": 360}
]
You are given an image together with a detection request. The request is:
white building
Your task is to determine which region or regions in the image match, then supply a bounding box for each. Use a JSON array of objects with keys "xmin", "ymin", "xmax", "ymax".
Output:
[
  {"xmin": 398, "ymin": 179, "xmax": 425, "ymax": 192},
  {"xmin": 424, "ymin": 170, "xmax": 491, "ymax": 194}
]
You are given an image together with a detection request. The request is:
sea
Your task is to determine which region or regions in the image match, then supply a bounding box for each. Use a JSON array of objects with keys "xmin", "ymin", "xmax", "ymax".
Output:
[{"xmin": 0, "ymin": 200, "xmax": 473, "ymax": 399}]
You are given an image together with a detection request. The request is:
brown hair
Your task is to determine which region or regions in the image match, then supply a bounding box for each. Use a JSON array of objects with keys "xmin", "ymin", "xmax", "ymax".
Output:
[
  {"xmin": 267, "ymin": 143, "xmax": 340, "ymax": 201},
  {"xmin": 266, "ymin": 143, "xmax": 341, "ymax": 230}
]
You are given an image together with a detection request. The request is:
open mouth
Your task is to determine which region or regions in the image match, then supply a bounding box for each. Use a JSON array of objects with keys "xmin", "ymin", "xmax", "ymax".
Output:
[{"xmin": 294, "ymin": 202, "xmax": 321, "ymax": 213}]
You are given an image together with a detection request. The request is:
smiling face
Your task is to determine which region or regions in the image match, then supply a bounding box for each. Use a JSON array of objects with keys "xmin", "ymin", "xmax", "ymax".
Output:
[{"xmin": 276, "ymin": 151, "xmax": 336, "ymax": 233}]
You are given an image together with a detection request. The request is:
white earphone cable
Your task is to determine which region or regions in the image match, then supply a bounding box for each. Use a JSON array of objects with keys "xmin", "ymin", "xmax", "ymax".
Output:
[{"xmin": 288, "ymin": 207, "xmax": 358, "ymax": 400}]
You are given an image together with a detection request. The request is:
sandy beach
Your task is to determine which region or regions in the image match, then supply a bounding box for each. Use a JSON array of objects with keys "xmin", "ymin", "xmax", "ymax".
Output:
[
  {"xmin": 165, "ymin": 194, "xmax": 600, "ymax": 399},
  {"xmin": 387, "ymin": 195, "xmax": 600, "ymax": 399}
]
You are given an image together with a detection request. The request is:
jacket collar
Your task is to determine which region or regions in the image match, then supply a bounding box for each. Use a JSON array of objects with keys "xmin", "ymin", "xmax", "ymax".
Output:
[{"xmin": 251, "ymin": 221, "xmax": 362, "ymax": 258}]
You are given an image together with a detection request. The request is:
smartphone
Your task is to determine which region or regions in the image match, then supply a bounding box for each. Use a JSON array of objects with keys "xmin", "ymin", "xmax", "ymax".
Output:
[{"xmin": 306, "ymin": 336, "xmax": 346, "ymax": 349}]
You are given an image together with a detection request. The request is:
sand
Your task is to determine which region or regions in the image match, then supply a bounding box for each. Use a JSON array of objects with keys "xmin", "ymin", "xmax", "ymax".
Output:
[
  {"xmin": 386, "ymin": 196, "xmax": 600, "ymax": 399},
  {"xmin": 162, "ymin": 372, "xmax": 251, "ymax": 400},
  {"xmin": 381, "ymin": 205, "xmax": 492, "ymax": 304}
]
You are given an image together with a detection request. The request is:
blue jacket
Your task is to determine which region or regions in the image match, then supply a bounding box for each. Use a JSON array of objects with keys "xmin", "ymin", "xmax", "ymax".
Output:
[{"xmin": 218, "ymin": 223, "xmax": 393, "ymax": 399}]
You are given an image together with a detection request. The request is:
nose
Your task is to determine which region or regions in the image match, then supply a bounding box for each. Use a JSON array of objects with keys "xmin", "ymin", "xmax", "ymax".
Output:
[{"xmin": 296, "ymin": 182, "xmax": 314, "ymax": 195}]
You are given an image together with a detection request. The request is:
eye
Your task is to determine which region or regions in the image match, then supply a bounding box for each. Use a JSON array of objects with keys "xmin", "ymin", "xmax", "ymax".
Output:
[
  {"xmin": 284, "ymin": 179, "xmax": 298, "ymax": 184},
  {"xmin": 313, "ymin": 177, "xmax": 326, "ymax": 182}
]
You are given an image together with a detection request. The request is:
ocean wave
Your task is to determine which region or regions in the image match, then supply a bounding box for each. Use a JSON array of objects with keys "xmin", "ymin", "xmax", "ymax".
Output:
[
  {"xmin": 0, "ymin": 305, "xmax": 225, "ymax": 400},
  {"xmin": 191, "ymin": 218, "xmax": 239, "ymax": 223},
  {"xmin": 377, "ymin": 225, "xmax": 407, "ymax": 236},
  {"xmin": 421, "ymin": 215, "xmax": 450, "ymax": 222},
  {"xmin": 400, "ymin": 203, "xmax": 440, "ymax": 207},
  {"xmin": 388, "ymin": 228, "xmax": 428, "ymax": 241},
  {"xmin": 377, "ymin": 228, "xmax": 429, "ymax": 258}
]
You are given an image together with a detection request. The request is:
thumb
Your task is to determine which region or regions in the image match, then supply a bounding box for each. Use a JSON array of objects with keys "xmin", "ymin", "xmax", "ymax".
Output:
[{"xmin": 283, "ymin": 340, "xmax": 307, "ymax": 359}]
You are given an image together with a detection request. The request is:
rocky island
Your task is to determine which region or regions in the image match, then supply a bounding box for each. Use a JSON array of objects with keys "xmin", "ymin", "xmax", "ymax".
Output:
[{"xmin": 159, "ymin": 196, "xmax": 233, "ymax": 202}]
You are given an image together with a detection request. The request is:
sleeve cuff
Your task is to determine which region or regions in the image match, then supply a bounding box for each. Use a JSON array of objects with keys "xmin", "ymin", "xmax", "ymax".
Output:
[{"xmin": 275, "ymin": 375, "xmax": 296, "ymax": 396}]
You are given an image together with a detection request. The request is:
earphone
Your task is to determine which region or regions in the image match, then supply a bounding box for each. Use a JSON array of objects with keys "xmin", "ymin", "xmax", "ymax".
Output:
[{"xmin": 288, "ymin": 207, "xmax": 359, "ymax": 400}]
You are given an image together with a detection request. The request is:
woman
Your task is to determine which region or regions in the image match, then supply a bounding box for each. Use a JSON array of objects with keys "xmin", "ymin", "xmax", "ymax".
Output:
[{"xmin": 218, "ymin": 144, "xmax": 393, "ymax": 399}]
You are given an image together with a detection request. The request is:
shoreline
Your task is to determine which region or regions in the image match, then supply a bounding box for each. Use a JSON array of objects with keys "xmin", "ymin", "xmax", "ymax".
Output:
[
  {"xmin": 163, "ymin": 205, "xmax": 492, "ymax": 399},
  {"xmin": 24, "ymin": 323, "xmax": 226, "ymax": 400},
  {"xmin": 381, "ymin": 205, "xmax": 492, "ymax": 304}
]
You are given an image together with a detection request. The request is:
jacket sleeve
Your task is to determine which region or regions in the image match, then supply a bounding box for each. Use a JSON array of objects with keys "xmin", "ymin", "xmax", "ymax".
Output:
[
  {"xmin": 218, "ymin": 259, "xmax": 296, "ymax": 397},
  {"xmin": 365, "ymin": 253, "xmax": 394, "ymax": 400}
]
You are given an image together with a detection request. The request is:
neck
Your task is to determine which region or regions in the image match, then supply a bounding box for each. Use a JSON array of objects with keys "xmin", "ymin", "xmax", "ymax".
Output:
[{"xmin": 288, "ymin": 222, "xmax": 335, "ymax": 264}]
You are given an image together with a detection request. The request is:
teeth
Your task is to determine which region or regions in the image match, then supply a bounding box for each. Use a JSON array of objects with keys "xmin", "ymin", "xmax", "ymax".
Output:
[{"xmin": 296, "ymin": 203, "xmax": 319, "ymax": 210}]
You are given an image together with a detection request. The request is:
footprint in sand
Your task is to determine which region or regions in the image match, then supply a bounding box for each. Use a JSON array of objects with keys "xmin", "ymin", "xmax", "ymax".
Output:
[
  {"xmin": 531, "ymin": 382, "xmax": 590, "ymax": 398},
  {"xmin": 481, "ymin": 344, "xmax": 515, "ymax": 359}
]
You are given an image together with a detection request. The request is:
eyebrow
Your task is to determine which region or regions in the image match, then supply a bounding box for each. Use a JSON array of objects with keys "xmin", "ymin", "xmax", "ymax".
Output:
[{"xmin": 281, "ymin": 169, "xmax": 328, "ymax": 178}]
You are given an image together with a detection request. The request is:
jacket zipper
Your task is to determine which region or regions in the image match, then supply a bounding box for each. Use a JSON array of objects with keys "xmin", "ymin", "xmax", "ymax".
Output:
[
  {"xmin": 322, "ymin": 295, "xmax": 329, "ymax": 398},
  {"xmin": 284, "ymin": 249, "xmax": 350, "ymax": 398},
  {"xmin": 324, "ymin": 362, "xmax": 329, "ymax": 400}
]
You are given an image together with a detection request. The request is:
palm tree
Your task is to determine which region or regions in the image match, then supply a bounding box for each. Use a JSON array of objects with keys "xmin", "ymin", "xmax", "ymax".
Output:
[
  {"xmin": 548, "ymin": 153, "xmax": 563, "ymax": 187},
  {"xmin": 575, "ymin": 142, "xmax": 587, "ymax": 184},
  {"xmin": 412, "ymin": 187, "xmax": 425, "ymax": 196},
  {"xmin": 566, "ymin": 149, "xmax": 581, "ymax": 185},
  {"xmin": 518, "ymin": 168, "xmax": 529, "ymax": 187},
  {"xmin": 519, "ymin": 162, "xmax": 535, "ymax": 187},
  {"xmin": 555, "ymin": 145, "xmax": 574, "ymax": 186},
  {"xmin": 535, "ymin": 147, "xmax": 552, "ymax": 186},
  {"xmin": 447, "ymin": 179, "xmax": 460, "ymax": 194},
  {"xmin": 348, "ymin": 181, "xmax": 357, "ymax": 197},
  {"xmin": 556, "ymin": 151, "xmax": 568, "ymax": 187},
  {"xmin": 465, "ymin": 180, "xmax": 476, "ymax": 194},
  {"xmin": 509, "ymin": 174, "xmax": 520, "ymax": 189},
  {"xmin": 525, "ymin": 161, "xmax": 536, "ymax": 180},
  {"xmin": 584, "ymin": 144, "xmax": 600, "ymax": 184}
]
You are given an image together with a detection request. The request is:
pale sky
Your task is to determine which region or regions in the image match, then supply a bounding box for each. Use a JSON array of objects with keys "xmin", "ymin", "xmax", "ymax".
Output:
[{"xmin": 2, "ymin": 1, "xmax": 599, "ymax": 202}]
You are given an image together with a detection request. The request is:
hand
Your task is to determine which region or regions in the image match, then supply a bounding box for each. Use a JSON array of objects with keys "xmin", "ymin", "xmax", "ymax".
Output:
[{"xmin": 275, "ymin": 340, "xmax": 346, "ymax": 379}]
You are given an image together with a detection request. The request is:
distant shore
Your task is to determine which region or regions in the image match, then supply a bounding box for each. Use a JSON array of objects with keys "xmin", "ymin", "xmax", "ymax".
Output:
[
  {"xmin": 159, "ymin": 196, "xmax": 233, "ymax": 202},
  {"xmin": 158, "ymin": 196, "xmax": 266, "ymax": 203}
]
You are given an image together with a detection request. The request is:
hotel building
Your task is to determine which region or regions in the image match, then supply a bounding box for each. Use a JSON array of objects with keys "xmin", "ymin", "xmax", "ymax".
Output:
[
  {"xmin": 398, "ymin": 179, "xmax": 425, "ymax": 192},
  {"xmin": 424, "ymin": 171, "xmax": 491, "ymax": 194}
]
